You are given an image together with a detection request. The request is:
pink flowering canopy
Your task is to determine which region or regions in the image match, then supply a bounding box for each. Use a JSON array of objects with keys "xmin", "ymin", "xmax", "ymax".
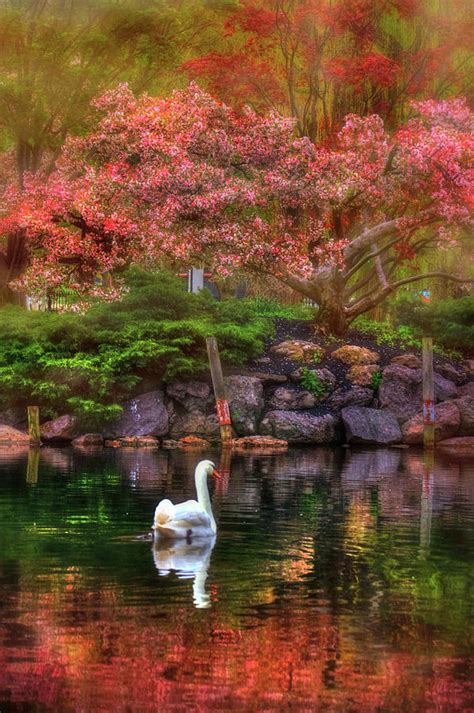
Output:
[{"xmin": 0, "ymin": 84, "xmax": 472, "ymax": 329}]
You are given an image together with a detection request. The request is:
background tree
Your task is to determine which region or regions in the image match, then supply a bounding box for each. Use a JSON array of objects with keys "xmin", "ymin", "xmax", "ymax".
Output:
[
  {"xmin": 2, "ymin": 86, "xmax": 471, "ymax": 333},
  {"xmin": 0, "ymin": 0, "xmax": 228, "ymax": 301},
  {"xmin": 182, "ymin": 0, "xmax": 473, "ymax": 141}
]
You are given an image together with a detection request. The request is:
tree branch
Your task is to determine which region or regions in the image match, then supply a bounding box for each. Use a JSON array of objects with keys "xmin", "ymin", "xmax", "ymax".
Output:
[
  {"xmin": 344, "ymin": 235, "xmax": 402, "ymax": 281},
  {"xmin": 372, "ymin": 243, "xmax": 389, "ymax": 289},
  {"xmin": 278, "ymin": 271, "xmax": 320, "ymax": 302},
  {"xmin": 344, "ymin": 219, "xmax": 400, "ymax": 263},
  {"xmin": 390, "ymin": 271, "xmax": 474, "ymax": 291},
  {"xmin": 346, "ymin": 271, "xmax": 474, "ymax": 318}
]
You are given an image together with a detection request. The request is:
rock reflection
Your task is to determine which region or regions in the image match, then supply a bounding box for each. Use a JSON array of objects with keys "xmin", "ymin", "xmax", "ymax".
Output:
[{"xmin": 152, "ymin": 536, "xmax": 215, "ymax": 608}]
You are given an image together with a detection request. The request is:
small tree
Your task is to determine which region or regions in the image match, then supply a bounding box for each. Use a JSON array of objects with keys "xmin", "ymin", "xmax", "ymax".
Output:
[{"xmin": 1, "ymin": 86, "xmax": 472, "ymax": 333}]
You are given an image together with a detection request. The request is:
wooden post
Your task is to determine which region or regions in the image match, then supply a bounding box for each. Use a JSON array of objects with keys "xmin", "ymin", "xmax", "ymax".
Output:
[
  {"xmin": 422, "ymin": 337, "xmax": 435, "ymax": 449},
  {"xmin": 206, "ymin": 337, "xmax": 233, "ymax": 444},
  {"xmin": 27, "ymin": 406, "xmax": 41, "ymax": 446}
]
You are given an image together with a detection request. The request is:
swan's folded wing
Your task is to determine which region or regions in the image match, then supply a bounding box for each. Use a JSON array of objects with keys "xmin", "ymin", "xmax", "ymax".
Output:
[{"xmin": 171, "ymin": 500, "xmax": 212, "ymax": 529}]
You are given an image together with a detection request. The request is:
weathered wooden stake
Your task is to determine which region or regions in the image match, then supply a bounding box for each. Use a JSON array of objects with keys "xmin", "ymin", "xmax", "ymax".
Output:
[
  {"xmin": 27, "ymin": 406, "xmax": 41, "ymax": 446},
  {"xmin": 206, "ymin": 337, "xmax": 233, "ymax": 444},
  {"xmin": 422, "ymin": 337, "xmax": 435, "ymax": 449}
]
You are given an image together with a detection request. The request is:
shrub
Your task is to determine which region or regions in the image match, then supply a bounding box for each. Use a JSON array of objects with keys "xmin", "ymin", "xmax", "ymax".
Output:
[
  {"xmin": 353, "ymin": 315, "xmax": 463, "ymax": 360},
  {"xmin": 0, "ymin": 270, "xmax": 272, "ymax": 427},
  {"xmin": 300, "ymin": 367, "xmax": 326, "ymax": 399},
  {"xmin": 370, "ymin": 370, "xmax": 382, "ymax": 391},
  {"xmin": 403, "ymin": 296, "xmax": 474, "ymax": 354}
]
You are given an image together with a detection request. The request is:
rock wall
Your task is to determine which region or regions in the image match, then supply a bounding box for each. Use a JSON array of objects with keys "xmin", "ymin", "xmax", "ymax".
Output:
[{"xmin": 2, "ymin": 344, "xmax": 473, "ymax": 449}]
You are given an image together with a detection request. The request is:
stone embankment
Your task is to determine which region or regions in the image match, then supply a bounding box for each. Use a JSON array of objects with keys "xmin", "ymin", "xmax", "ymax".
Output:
[{"xmin": 1, "ymin": 341, "xmax": 473, "ymax": 453}]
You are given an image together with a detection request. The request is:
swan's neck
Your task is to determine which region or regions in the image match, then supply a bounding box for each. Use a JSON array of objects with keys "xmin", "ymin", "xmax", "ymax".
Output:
[{"xmin": 195, "ymin": 466, "xmax": 216, "ymax": 533}]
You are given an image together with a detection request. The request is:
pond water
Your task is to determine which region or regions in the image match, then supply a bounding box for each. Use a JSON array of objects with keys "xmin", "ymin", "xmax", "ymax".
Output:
[{"xmin": 0, "ymin": 445, "xmax": 473, "ymax": 712}]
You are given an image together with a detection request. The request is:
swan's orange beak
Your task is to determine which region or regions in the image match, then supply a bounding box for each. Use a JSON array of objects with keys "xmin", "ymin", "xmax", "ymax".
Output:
[{"xmin": 213, "ymin": 467, "xmax": 222, "ymax": 479}]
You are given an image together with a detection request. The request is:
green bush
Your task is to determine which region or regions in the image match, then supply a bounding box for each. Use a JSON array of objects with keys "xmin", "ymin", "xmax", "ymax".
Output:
[
  {"xmin": 353, "ymin": 317, "xmax": 420, "ymax": 350},
  {"xmin": 370, "ymin": 370, "xmax": 382, "ymax": 391},
  {"xmin": 300, "ymin": 367, "xmax": 327, "ymax": 399},
  {"xmin": 401, "ymin": 296, "xmax": 474, "ymax": 354},
  {"xmin": 0, "ymin": 270, "xmax": 272, "ymax": 427}
]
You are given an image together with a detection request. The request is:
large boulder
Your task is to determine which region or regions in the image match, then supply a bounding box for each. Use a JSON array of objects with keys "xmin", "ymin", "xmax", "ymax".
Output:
[
  {"xmin": 268, "ymin": 386, "xmax": 317, "ymax": 410},
  {"xmin": 347, "ymin": 364, "xmax": 380, "ymax": 386},
  {"xmin": 270, "ymin": 340, "xmax": 323, "ymax": 363},
  {"xmin": 0, "ymin": 425, "xmax": 29, "ymax": 445},
  {"xmin": 438, "ymin": 437, "xmax": 474, "ymax": 459},
  {"xmin": 72, "ymin": 433, "xmax": 104, "ymax": 448},
  {"xmin": 331, "ymin": 345, "xmax": 379, "ymax": 365},
  {"xmin": 169, "ymin": 411, "xmax": 219, "ymax": 440},
  {"xmin": 165, "ymin": 380, "xmax": 213, "ymax": 411},
  {"xmin": 432, "ymin": 372, "xmax": 459, "ymax": 402},
  {"xmin": 41, "ymin": 414, "xmax": 78, "ymax": 442},
  {"xmin": 341, "ymin": 407, "xmax": 402, "ymax": 445},
  {"xmin": 260, "ymin": 410, "xmax": 338, "ymax": 444},
  {"xmin": 401, "ymin": 401, "xmax": 461, "ymax": 444},
  {"xmin": 103, "ymin": 391, "xmax": 168, "ymax": 438},
  {"xmin": 225, "ymin": 376, "xmax": 264, "ymax": 436},
  {"xmin": 328, "ymin": 386, "xmax": 374, "ymax": 412},
  {"xmin": 457, "ymin": 382, "xmax": 474, "ymax": 399},
  {"xmin": 379, "ymin": 365, "xmax": 457, "ymax": 422},
  {"xmin": 452, "ymin": 396, "xmax": 474, "ymax": 436},
  {"xmin": 290, "ymin": 367, "xmax": 336, "ymax": 389},
  {"xmin": 379, "ymin": 365, "xmax": 423, "ymax": 422},
  {"xmin": 390, "ymin": 354, "xmax": 421, "ymax": 369},
  {"xmin": 0, "ymin": 408, "xmax": 27, "ymax": 430},
  {"xmin": 435, "ymin": 362, "xmax": 467, "ymax": 385}
]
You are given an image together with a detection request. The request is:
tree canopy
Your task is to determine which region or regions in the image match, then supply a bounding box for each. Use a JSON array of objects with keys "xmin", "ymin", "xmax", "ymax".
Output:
[{"xmin": 2, "ymin": 84, "xmax": 472, "ymax": 331}]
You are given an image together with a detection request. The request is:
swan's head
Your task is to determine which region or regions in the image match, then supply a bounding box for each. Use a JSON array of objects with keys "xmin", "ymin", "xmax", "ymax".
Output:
[{"xmin": 198, "ymin": 460, "xmax": 221, "ymax": 479}]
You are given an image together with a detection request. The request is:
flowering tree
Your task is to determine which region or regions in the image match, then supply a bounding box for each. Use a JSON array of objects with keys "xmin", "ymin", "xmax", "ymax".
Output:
[{"xmin": 1, "ymin": 85, "xmax": 472, "ymax": 333}]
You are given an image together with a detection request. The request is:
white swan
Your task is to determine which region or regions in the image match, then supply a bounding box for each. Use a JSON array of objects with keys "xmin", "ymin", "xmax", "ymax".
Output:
[
  {"xmin": 152, "ymin": 460, "xmax": 220, "ymax": 539},
  {"xmin": 152, "ymin": 537, "xmax": 216, "ymax": 608}
]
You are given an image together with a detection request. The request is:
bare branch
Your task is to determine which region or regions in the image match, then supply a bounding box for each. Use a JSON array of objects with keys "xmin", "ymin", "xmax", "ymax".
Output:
[
  {"xmin": 390, "ymin": 272, "xmax": 474, "ymax": 290},
  {"xmin": 372, "ymin": 243, "xmax": 389, "ymax": 289},
  {"xmin": 347, "ymin": 271, "xmax": 474, "ymax": 318},
  {"xmin": 344, "ymin": 235, "xmax": 402, "ymax": 280},
  {"xmin": 278, "ymin": 271, "xmax": 320, "ymax": 302},
  {"xmin": 344, "ymin": 219, "xmax": 400, "ymax": 262}
]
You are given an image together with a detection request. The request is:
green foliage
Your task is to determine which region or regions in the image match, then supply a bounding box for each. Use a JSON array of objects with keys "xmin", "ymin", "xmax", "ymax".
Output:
[
  {"xmin": 300, "ymin": 367, "xmax": 326, "ymax": 399},
  {"xmin": 354, "ymin": 317, "xmax": 420, "ymax": 349},
  {"xmin": 397, "ymin": 296, "xmax": 474, "ymax": 353},
  {"xmin": 370, "ymin": 370, "xmax": 382, "ymax": 391},
  {"xmin": 354, "ymin": 314, "xmax": 464, "ymax": 360},
  {"xmin": 311, "ymin": 346, "xmax": 324, "ymax": 364},
  {"xmin": 243, "ymin": 296, "xmax": 315, "ymax": 321},
  {"xmin": 0, "ymin": 270, "xmax": 271, "ymax": 426}
]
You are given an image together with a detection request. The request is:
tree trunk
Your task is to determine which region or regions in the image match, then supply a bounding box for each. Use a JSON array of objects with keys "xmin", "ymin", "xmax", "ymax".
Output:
[
  {"xmin": 314, "ymin": 300, "xmax": 349, "ymax": 336},
  {"xmin": 0, "ymin": 230, "xmax": 28, "ymax": 307},
  {"xmin": 311, "ymin": 269, "xmax": 349, "ymax": 336}
]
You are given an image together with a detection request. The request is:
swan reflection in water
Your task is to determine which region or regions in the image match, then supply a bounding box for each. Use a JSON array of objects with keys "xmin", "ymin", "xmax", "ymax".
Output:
[{"xmin": 152, "ymin": 536, "xmax": 216, "ymax": 608}]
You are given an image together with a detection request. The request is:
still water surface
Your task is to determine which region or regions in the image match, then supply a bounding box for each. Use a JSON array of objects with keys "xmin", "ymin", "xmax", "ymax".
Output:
[{"xmin": 0, "ymin": 446, "xmax": 473, "ymax": 712}]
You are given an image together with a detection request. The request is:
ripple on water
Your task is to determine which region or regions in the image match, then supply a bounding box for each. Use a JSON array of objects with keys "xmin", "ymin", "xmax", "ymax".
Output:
[{"xmin": 0, "ymin": 446, "xmax": 473, "ymax": 712}]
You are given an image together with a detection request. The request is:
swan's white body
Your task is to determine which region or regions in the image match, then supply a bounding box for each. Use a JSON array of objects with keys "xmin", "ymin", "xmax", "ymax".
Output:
[{"xmin": 153, "ymin": 460, "xmax": 218, "ymax": 539}]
